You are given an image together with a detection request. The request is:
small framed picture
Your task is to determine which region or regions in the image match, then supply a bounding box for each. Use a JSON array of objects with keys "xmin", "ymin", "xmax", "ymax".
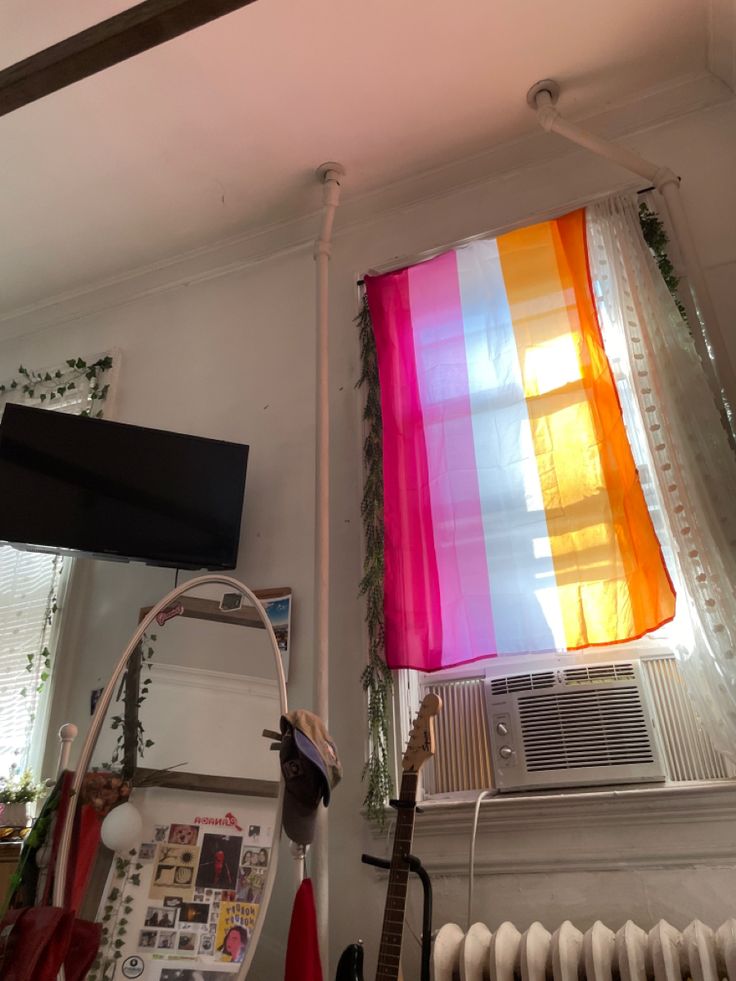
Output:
[
  {"xmin": 138, "ymin": 930, "xmax": 157, "ymax": 949},
  {"xmin": 168, "ymin": 823, "xmax": 199, "ymax": 846},
  {"xmin": 157, "ymin": 930, "xmax": 176, "ymax": 949},
  {"xmin": 177, "ymin": 932, "xmax": 197, "ymax": 952},
  {"xmin": 178, "ymin": 902, "xmax": 210, "ymax": 925},
  {"xmin": 262, "ymin": 592, "xmax": 292, "ymax": 680}
]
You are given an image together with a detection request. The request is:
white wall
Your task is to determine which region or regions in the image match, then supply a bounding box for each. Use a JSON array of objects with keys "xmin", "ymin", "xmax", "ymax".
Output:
[{"xmin": 1, "ymin": 94, "xmax": 735, "ymax": 979}]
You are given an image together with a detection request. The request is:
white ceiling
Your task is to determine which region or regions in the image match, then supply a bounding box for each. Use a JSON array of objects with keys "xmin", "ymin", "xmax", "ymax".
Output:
[{"xmin": 0, "ymin": 0, "xmax": 713, "ymax": 314}]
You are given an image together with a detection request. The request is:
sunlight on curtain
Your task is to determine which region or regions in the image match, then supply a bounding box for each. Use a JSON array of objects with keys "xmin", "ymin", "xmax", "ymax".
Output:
[
  {"xmin": 365, "ymin": 210, "xmax": 675, "ymax": 672},
  {"xmin": 588, "ymin": 195, "xmax": 736, "ymax": 762}
]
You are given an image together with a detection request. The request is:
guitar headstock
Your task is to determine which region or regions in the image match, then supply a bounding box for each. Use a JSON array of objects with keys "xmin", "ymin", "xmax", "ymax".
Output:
[{"xmin": 401, "ymin": 693, "xmax": 442, "ymax": 773}]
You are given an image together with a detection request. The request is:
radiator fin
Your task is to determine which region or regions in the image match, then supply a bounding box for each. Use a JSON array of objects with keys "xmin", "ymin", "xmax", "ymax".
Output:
[{"xmin": 434, "ymin": 919, "xmax": 736, "ymax": 981}]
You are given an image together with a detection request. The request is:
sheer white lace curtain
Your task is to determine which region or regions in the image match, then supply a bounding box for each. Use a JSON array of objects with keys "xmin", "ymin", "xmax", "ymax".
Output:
[{"xmin": 588, "ymin": 195, "xmax": 736, "ymax": 760}]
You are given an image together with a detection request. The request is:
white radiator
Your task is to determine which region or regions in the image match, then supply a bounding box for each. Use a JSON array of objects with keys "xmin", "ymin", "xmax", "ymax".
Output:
[{"xmin": 434, "ymin": 919, "xmax": 736, "ymax": 981}]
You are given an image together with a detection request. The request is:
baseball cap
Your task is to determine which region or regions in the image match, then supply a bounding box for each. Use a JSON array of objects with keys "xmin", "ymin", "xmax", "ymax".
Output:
[{"xmin": 279, "ymin": 710, "xmax": 342, "ymax": 845}]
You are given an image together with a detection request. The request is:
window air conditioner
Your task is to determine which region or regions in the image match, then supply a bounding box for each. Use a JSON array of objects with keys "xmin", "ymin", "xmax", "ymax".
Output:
[{"xmin": 484, "ymin": 661, "xmax": 666, "ymax": 792}]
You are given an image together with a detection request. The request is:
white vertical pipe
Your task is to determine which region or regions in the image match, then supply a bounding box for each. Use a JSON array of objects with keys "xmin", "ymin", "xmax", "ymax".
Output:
[
  {"xmin": 290, "ymin": 839, "xmax": 306, "ymax": 897},
  {"xmin": 531, "ymin": 84, "xmax": 736, "ymax": 426},
  {"xmin": 313, "ymin": 161, "xmax": 345, "ymax": 974}
]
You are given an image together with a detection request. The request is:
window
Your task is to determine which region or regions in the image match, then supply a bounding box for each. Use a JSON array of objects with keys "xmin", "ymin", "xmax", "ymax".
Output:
[
  {"xmin": 362, "ymin": 197, "xmax": 736, "ymax": 804},
  {"xmin": 364, "ymin": 209, "xmax": 674, "ymax": 674},
  {"xmin": 0, "ymin": 355, "xmax": 114, "ymax": 778},
  {"xmin": 0, "ymin": 549, "xmax": 66, "ymax": 776}
]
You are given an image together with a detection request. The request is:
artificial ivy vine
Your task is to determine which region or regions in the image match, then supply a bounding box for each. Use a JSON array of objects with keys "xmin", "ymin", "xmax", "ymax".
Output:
[
  {"xmin": 108, "ymin": 633, "xmax": 157, "ymax": 772},
  {"xmin": 0, "ymin": 354, "xmax": 113, "ymax": 414},
  {"xmin": 356, "ymin": 290, "xmax": 393, "ymax": 826},
  {"xmin": 88, "ymin": 849, "xmax": 144, "ymax": 981},
  {"xmin": 638, "ymin": 202, "xmax": 687, "ymax": 320}
]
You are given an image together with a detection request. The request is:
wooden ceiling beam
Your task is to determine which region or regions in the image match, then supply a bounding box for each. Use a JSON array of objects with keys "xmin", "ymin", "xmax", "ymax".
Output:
[{"xmin": 0, "ymin": 0, "xmax": 259, "ymax": 118}]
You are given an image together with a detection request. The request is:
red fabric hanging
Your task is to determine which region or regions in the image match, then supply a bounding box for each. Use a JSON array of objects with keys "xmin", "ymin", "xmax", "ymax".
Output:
[{"xmin": 284, "ymin": 878, "xmax": 323, "ymax": 981}]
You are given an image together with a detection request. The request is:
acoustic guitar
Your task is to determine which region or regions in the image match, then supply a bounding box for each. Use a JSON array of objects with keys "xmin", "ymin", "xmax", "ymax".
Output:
[{"xmin": 335, "ymin": 693, "xmax": 442, "ymax": 981}]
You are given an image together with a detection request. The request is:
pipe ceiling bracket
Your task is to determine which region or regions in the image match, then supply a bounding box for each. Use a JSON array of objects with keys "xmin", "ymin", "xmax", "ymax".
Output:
[
  {"xmin": 316, "ymin": 161, "xmax": 346, "ymax": 185},
  {"xmin": 526, "ymin": 78, "xmax": 561, "ymax": 110},
  {"xmin": 652, "ymin": 166, "xmax": 680, "ymax": 192}
]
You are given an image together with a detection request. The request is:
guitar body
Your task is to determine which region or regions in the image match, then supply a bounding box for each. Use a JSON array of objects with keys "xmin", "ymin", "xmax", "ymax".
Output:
[
  {"xmin": 335, "ymin": 943, "xmax": 364, "ymax": 981},
  {"xmin": 335, "ymin": 694, "xmax": 441, "ymax": 981}
]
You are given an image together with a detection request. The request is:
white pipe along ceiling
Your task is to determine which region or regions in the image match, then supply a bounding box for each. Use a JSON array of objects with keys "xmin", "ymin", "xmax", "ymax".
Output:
[{"xmin": 527, "ymin": 79, "xmax": 736, "ymax": 432}]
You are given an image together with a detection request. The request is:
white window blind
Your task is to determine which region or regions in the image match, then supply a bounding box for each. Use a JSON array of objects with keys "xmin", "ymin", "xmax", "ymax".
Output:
[
  {"xmin": 0, "ymin": 356, "xmax": 114, "ymax": 776},
  {"xmin": 0, "ymin": 549, "xmax": 62, "ymax": 774}
]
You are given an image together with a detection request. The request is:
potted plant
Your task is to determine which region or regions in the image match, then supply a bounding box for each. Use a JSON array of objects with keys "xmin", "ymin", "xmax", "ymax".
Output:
[{"xmin": 0, "ymin": 766, "xmax": 47, "ymax": 830}]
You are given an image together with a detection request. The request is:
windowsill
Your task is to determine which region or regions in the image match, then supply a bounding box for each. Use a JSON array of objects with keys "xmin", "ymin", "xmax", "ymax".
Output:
[{"xmin": 369, "ymin": 781, "xmax": 736, "ymax": 875}]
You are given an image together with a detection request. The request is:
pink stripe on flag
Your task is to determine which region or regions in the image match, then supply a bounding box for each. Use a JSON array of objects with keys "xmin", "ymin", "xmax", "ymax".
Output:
[
  {"xmin": 408, "ymin": 253, "xmax": 496, "ymax": 666},
  {"xmin": 365, "ymin": 271, "xmax": 443, "ymax": 669}
]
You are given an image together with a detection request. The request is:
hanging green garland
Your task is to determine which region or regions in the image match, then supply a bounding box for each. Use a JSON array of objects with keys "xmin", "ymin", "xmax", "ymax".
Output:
[
  {"xmin": 108, "ymin": 633, "xmax": 157, "ymax": 773},
  {"xmin": 88, "ymin": 848, "xmax": 144, "ymax": 981},
  {"xmin": 0, "ymin": 355, "xmax": 113, "ymax": 413},
  {"xmin": 638, "ymin": 203, "xmax": 687, "ymax": 320},
  {"xmin": 356, "ymin": 291, "xmax": 393, "ymax": 826}
]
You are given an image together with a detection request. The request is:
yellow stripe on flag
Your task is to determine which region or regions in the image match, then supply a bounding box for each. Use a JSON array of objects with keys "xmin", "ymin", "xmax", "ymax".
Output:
[{"xmin": 497, "ymin": 210, "xmax": 675, "ymax": 648}]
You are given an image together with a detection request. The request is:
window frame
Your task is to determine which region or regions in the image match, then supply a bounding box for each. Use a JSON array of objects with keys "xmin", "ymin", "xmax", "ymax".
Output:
[{"xmin": 360, "ymin": 197, "xmax": 733, "ymax": 817}]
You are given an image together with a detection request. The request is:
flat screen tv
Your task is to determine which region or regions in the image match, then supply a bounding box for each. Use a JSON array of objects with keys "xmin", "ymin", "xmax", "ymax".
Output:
[{"xmin": 0, "ymin": 404, "xmax": 249, "ymax": 570}]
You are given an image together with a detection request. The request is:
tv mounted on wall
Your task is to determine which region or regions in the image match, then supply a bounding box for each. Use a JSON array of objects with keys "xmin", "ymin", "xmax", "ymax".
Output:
[{"xmin": 0, "ymin": 404, "xmax": 249, "ymax": 570}]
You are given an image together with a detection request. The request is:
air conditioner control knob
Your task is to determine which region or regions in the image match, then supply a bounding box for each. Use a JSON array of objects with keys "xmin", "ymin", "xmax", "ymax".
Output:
[
  {"xmin": 496, "ymin": 722, "xmax": 508, "ymax": 736},
  {"xmin": 499, "ymin": 746, "xmax": 513, "ymax": 759}
]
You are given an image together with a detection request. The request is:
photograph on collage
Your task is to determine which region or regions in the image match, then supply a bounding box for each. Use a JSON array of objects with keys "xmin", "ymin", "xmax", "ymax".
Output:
[
  {"xmin": 195, "ymin": 834, "xmax": 242, "ymax": 890},
  {"xmin": 149, "ymin": 844, "xmax": 200, "ymax": 901}
]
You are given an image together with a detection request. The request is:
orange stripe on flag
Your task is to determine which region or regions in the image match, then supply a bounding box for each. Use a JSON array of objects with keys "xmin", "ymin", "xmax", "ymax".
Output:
[{"xmin": 497, "ymin": 210, "xmax": 675, "ymax": 648}]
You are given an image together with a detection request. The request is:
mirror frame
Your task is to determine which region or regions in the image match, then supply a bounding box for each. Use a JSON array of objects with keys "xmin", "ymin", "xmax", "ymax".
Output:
[{"xmin": 53, "ymin": 574, "xmax": 288, "ymax": 981}]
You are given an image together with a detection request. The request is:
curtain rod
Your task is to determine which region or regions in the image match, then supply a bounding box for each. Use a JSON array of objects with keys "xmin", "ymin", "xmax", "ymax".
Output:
[{"xmin": 355, "ymin": 184, "xmax": 657, "ymax": 285}]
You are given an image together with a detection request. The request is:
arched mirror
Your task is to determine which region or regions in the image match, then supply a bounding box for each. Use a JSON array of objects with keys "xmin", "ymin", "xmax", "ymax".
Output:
[{"xmin": 53, "ymin": 576, "xmax": 288, "ymax": 981}]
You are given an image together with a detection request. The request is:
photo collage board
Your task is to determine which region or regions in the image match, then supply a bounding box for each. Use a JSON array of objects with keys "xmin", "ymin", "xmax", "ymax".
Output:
[{"xmin": 96, "ymin": 786, "xmax": 277, "ymax": 980}]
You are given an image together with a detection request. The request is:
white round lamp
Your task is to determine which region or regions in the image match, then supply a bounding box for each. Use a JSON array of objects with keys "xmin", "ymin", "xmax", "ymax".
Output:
[{"xmin": 100, "ymin": 801, "xmax": 143, "ymax": 852}]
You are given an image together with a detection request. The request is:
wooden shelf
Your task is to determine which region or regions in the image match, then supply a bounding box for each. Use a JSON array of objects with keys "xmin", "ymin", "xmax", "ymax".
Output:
[
  {"xmin": 135, "ymin": 768, "xmax": 279, "ymax": 799},
  {"xmin": 139, "ymin": 587, "xmax": 291, "ymax": 631}
]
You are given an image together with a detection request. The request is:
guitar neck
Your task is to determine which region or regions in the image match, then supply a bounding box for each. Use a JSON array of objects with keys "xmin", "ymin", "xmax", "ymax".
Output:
[{"xmin": 375, "ymin": 770, "xmax": 419, "ymax": 981}]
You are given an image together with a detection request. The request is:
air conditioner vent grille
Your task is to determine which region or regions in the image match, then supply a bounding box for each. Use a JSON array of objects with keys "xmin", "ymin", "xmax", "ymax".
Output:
[
  {"xmin": 518, "ymin": 687, "xmax": 654, "ymax": 771},
  {"xmin": 490, "ymin": 670, "xmax": 555, "ymax": 695},
  {"xmin": 563, "ymin": 662, "xmax": 635, "ymax": 684}
]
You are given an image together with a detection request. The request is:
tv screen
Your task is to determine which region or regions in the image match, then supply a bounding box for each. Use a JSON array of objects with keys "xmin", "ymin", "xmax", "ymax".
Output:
[{"xmin": 0, "ymin": 404, "xmax": 248, "ymax": 570}]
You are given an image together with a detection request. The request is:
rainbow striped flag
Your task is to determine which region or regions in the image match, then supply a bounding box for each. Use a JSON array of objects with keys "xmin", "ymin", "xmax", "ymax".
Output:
[{"xmin": 365, "ymin": 209, "xmax": 675, "ymax": 671}]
